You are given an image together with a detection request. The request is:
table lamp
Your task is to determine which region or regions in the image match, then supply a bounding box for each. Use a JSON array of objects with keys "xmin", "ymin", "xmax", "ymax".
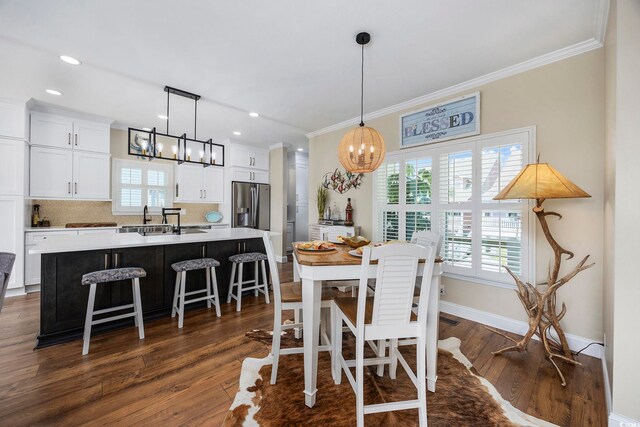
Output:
[{"xmin": 489, "ymin": 161, "xmax": 594, "ymax": 386}]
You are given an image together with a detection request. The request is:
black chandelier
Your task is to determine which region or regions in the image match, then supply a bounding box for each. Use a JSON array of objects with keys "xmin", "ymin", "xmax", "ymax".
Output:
[{"xmin": 128, "ymin": 86, "xmax": 225, "ymax": 167}]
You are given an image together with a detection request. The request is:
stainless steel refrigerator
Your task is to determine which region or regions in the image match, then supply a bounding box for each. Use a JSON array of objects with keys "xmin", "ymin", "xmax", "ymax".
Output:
[{"xmin": 232, "ymin": 181, "xmax": 270, "ymax": 230}]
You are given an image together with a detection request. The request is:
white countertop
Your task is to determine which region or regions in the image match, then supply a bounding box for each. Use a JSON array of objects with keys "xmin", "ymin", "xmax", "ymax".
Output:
[
  {"xmin": 25, "ymin": 223, "xmax": 230, "ymax": 232},
  {"xmin": 30, "ymin": 228, "xmax": 277, "ymax": 254}
]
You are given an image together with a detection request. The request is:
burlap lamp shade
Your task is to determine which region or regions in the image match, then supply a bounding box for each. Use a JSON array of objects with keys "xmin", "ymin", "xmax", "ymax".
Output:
[{"xmin": 338, "ymin": 125, "xmax": 386, "ymax": 173}]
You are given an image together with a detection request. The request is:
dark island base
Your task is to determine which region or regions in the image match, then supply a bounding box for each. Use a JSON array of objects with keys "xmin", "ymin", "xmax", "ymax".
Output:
[{"xmin": 36, "ymin": 238, "xmax": 267, "ymax": 349}]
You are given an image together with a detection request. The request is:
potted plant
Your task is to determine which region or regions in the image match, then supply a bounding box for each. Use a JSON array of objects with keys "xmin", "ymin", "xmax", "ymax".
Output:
[{"xmin": 316, "ymin": 185, "xmax": 328, "ymax": 221}]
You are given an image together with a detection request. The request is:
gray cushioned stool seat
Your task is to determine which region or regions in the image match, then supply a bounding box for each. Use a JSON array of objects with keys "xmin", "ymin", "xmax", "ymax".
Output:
[
  {"xmin": 172, "ymin": 258, "xmax": 220, "ymax": 272},
  {"xmin": 82, "ymin": 267, "xmax": 147, "ymax": 285},
  {"xmin": 229, "ymin": 252, "xmax": 268, "ymax": 263}
]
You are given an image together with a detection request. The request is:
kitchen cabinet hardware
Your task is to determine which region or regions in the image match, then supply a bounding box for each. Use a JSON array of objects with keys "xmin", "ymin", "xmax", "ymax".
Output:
[
  {"xmin": 74, "ymin": 134, "xmax": 78, "ymax": 146},
  {"xmin": 114, "ymin": 252, "xmax": 119, "ymax": 268},
  {"xmin": 68, "ymin": 133, "xmax": 71, "ymax": 145},
  {"xmin": 175, "ymin": 183, "xmax": 179, "ymax": 197},
  {"xmin": 104, "ymin": 253, "xmax": 109, "ymax": 269},
  {"xmin": 74, "ymin": 182, "xmax": 77, "ymax": 194},
  {"xmin": 67, "ymin": 182, "xmax": 71, "ymax": 194}
]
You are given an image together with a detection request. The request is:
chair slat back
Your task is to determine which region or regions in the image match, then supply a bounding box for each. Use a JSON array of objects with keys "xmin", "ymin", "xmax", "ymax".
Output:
[
  {"xmin": 410, "ymin": 230, "xmax": 443, "ymax": 257},
  {"xmin": 357, "ymin": 243, "xmax": 432, "ymax": 328},
  {"xmin": 262, "ymin": 232, "xmax": 282, "ymax": 305}
]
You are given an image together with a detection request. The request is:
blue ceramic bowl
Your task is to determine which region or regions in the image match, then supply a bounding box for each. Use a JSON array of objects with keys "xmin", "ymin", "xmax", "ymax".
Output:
[{"xmin": 205, "ymin": 211, "xmax": 223, "ymax": 223}]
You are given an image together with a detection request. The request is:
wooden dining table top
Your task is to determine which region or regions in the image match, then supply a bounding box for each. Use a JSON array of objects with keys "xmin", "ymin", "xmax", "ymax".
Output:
[{"xmin": 292, "ymin": 242, "xmax": 443, "ymax": 267}]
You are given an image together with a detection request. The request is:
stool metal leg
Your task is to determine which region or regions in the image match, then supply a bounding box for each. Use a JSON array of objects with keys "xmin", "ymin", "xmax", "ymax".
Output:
[
  {"xmin": 82, "ymin": 283, "xmax": 97, "ymax": 355},
  {"xmin": 227, "ymin": 263, "xmax": 237, "ymax": 304},
  {"xmin": 260, "ymin": 260, "xmax": 270, "ymax": 304},
  {"xmin": 132, "ymin": 278, "xmax": 145, "ymax": 339},
  {"xmin": 211, "ymin": 267, "xmax": 221, "ymax": 317},
  {"xmin": 178, "ymin": 270, "xmax": 187, "ymax": 328},
  {"xmin": 236, "ymin": 262, "xmax": 243, "ymax": 312},
  {"xmin": 254, "ymin": 261, "xmax": 259, "ymax": 297},
  {"xmin": 172, "ymin": 271, "xmax": 181, "ymax": 317},
  {"xmin": 205, "ymin": 267, "xmax": 212, "ymax": 309}
]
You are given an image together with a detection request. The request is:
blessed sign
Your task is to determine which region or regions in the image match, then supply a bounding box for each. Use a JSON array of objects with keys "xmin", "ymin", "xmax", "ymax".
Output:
[{"xmin": 400, "ymin": 92, "xmax": 480, "ymax": 148}]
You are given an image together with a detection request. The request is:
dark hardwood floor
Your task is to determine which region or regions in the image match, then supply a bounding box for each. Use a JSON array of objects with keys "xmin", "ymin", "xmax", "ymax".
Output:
[{"xmin": 0, "ymin": 260, "xmax": 606, "ymax": 426}]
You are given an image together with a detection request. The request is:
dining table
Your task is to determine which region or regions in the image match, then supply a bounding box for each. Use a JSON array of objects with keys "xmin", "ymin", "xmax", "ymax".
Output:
[{"xmin": 292, "ymin": 243, "xmax": 444, "ymax": 408}]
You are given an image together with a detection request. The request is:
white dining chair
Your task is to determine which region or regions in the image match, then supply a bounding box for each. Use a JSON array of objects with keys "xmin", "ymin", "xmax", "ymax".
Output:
[
  {"xmin": 262, "ymin": 232, "xmax": 337, "ymax": 384},
  {"xmin": 410, "ymin": 230, "xmax": 443, "ymax": 255},
  {"xmin": 332, "ymin": 242, "xmax": 436, "ymax": 427}
]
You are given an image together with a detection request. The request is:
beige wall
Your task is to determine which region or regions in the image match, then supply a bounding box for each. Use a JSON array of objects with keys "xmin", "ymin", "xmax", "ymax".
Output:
[
  {"xmin": 603, "ymin": 0, "xmax": 617, "ymax": 402},
  {"xmin": 607, "ymin": 0, "xmax": 640, "ymax": 421},
  {"xmin": 269, "ymin": 146, "xmax": 287, "ymax": 257},
  {"xmin": 35, "ymin": 128, "xmax": 220, "ymax": 226},
  {"xmin": 309, "ymin": 50, "xmax": 605, "ymax": 340}
]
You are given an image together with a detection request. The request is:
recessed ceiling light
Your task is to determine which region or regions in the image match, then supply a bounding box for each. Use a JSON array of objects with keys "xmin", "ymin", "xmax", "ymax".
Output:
[
  {"xmin": 59, "ymin": 55, "xmax": 81, "ymax": 65},
  {"xmin": 142, "ymin": 127, "xmax": 151, "ymax": 131},
  {"xmin": 297, "ymin": 148, "xmax": 304, "ymax": 152},
  {"xmin": 45, "ymin": 89, "xmax": 62, "ymax": 96},
  {"xmin": 157, "ymin": 114, "xmax": 168, "ymax": 120},
  {"xmin": 233, "ymin": 131, "xmax": 241, "ymax": 136},
  {"xmin": 249, "ymin": 112, "xmax": 259, "ymax": 118}
]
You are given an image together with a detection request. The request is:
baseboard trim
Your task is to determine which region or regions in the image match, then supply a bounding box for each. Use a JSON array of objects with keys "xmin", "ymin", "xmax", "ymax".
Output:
[
  {"xmin": 602, "ymin": 352, "xmax": 613, "ymax": 420},
  {"xmin": 276, "ymin": 255, "xmax": 288, "ymax": 264},
  {"xmin": 609, "ymin": 412, "xmax": 640, "ymax": 426},
  {"xmin": 439, "ymin": 301, "xmax": 603, "ymax": 359},
  {"xmin": 5, "ymin": 287, "xmax": 26, "ymax": 298}
]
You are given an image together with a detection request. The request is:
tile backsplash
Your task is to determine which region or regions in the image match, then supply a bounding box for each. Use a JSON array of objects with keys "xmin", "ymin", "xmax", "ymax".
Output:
[{"xmin": 32, "ymin": 200, "xmax": 221, "ymax": 226}]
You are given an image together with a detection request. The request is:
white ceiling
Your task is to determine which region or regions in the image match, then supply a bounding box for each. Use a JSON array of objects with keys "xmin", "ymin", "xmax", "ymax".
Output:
[{"xmin": 0, "ymin": 0, "xmax": 601, "ymax": 149}]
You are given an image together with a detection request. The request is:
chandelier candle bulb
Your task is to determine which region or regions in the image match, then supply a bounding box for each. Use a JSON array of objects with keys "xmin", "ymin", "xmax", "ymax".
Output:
[
  {"xmin": 186, "ymin": 148, "xmax": 192, "ymax": 161},
  {"xmin": 172, "ymin": 145, "xmax": 178, "ymax": 159},
  {"xmin": 157, "ymin": 143, "xmax": 163, "ymax": 157},
  {"xmin": 199, "ymin": 150, "xmax": 204, "ymax": 160},
  {"xmin": 141, "ymin": 140, "xmax": 148, "ymax": 155}
]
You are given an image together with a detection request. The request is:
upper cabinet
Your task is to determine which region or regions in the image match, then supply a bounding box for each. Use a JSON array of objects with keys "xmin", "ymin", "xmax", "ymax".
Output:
[
  {"xmin": 174, "ymin": 164, "xmax": 224, "ymax": 204},
  {"xmin": 30, "ymin": 112, "xmax": 110, "ymax": 154},
  {"xmin": 230, "ymin": 144, "xmax": 269, "ymax": 170},
  {"xmin": 30, "ymin": 146, "xmax": 110, "ymax": 200}
]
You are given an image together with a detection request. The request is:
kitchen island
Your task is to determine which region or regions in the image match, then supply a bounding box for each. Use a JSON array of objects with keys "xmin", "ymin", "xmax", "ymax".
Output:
[{"xmin": 30, "ymin": 228, "xmax": 275, "ymax": 348}]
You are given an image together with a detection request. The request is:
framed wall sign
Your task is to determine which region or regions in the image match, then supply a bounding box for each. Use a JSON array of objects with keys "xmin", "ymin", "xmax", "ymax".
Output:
[{"xmin": 400, "ymin": 92, "xmax": 480, "ymax": 148}]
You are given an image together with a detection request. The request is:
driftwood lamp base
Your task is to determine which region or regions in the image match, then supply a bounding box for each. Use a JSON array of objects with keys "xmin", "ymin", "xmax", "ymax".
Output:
[{"xmin": 488, "ymin": 198, "xmax": 594, "ymax": 386}]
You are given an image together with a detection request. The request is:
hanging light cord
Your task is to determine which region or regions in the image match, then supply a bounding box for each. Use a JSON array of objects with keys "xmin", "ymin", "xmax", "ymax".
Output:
[{"xmin": 359, "ymin": 44, "xmax": 365, "ymax": 127}]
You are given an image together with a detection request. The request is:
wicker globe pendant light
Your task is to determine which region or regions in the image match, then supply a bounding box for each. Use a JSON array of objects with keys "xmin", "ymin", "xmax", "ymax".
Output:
[{"xmin": 338, "ymin": 32, "xmax": 386, "ymax": 173}]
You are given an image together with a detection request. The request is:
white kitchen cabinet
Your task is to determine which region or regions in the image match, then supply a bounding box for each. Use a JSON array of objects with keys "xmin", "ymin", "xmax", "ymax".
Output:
[
  {"xmin": 0, "ymin": 138, "xmax": 27, "ymax": 196},
  {"xmin": 231, "ymin": 168, "xmax": 268, "ymax": 184},
  {"xmin": 203, "ymin": 167, "xmax": 224, "ymax": 202},
  {"xmin": 0, "ymin": 99, "xmax": 27, "ymax": 140},
  {"xmin": 295, "ymin": 163, "xmax": 309, "ymax": 207},
  {"xmin": 25, "ymin": 230, "xmax": 78, "ymax": 285},
  {"xmin": 30, "ymin": 147, "xmax": 110, "ymax": 200},
  {"xmin": 230, "ymin": 144, "xmax": 269, "ymax": 171},
  {"xmin": 30, "ymin": 112, "xmax": 110, "ymax": 154},
  {"xmin": 72, "ymin": 119, "xmax": 110, "ymax": 153},
  {"xmin": 72, "ymin": 151, "xmax": 110, "ymax": 199},
  {"xmin": 30, "ymin": 112, "xmax": 73, "ymax": 149},
  {"xmin": 175, "ymin": 164, "xmax": 224, "ymax": 203},
  {"xmin": 0, "ymin": 196, "xmax": 24, "ymax": 290},
  {"xmin": 30, "ymin": 146, "xmax": 73, "ymax": 198}
]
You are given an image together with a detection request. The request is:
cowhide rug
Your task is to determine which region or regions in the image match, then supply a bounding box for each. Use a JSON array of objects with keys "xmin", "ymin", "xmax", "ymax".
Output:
[{"xmin": 223, "ymin": 328, "xmax": 556, "ymax": 427}]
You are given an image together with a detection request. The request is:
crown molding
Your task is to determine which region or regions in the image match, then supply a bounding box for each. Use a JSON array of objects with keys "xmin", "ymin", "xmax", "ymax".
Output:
[
  {"xmin": 594, "ymin": 0, "xmax": 611, "ymax": 43},
  {"xmin": 306, "ymin": 38, "xmax": 603, "ymax": 139}
]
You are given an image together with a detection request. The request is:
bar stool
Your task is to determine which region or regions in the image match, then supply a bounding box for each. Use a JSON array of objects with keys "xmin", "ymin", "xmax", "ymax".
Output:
[
  {"xmin": 171, "ymin": 258, "xmax": 221, "ymax": 328},
  {"xmin": 81, "ymin": 267, "xmax": 146, "ymax": 355},
  {"xmin": 227, "ymin": 252, "xmax": 270, "ymax": 311}
]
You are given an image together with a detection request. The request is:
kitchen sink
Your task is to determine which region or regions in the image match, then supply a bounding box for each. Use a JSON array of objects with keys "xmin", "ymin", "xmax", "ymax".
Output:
[{"xmin": 119, "ymin": 225, "xmax": 210, "ymax": 236}]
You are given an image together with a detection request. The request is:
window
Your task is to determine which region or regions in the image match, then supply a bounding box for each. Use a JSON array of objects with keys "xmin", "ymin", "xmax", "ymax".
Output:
[
  {"xmin": 112, "ymin": 159, "xmax": 173, "ymax": 215},
  {"xmin": 373, "ymin": 127, "xmax": 534, "ymax": 286}
]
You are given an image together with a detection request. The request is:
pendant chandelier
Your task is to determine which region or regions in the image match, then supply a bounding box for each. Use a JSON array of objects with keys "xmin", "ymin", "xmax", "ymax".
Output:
[
  {"xmin": 128, "ymin": 86, "xmax": 225, "ymax": 168},
  {"xmin": 338, "ymin": 32, "xmax": 385, "ymax": 173}
]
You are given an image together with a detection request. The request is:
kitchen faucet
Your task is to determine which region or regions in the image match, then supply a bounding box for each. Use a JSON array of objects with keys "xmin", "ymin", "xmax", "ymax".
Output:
[
  {"xmin": 161, "ymin": 208, "xmax": 182, "ymax": 234},
  {"xmin": 143, "ymin": 205, "xmax": 152, "ymax": 224}
]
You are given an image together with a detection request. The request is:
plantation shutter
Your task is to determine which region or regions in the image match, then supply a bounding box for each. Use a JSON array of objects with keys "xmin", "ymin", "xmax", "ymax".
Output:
[{"xmin": 376, "ymin": 160, "xmax": 400, "ymax": 241}]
